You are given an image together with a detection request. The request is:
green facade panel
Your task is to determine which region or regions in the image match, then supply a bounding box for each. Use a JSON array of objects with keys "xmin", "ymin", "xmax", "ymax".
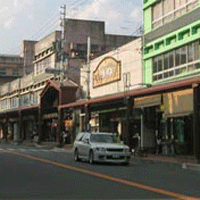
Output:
[
  {"xmin": 143, "ymin": 20, "xmax": 200, "ymax": 60},
  {"xmin": 143, "ymin": 7, "xmax": 152, "ymax": 34},
  {"xmin": 143, "ymin": 58, "xmax": 152, "ymax": 84}
]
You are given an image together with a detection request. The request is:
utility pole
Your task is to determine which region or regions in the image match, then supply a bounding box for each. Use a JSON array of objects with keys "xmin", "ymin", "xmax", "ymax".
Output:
[
  {"xmin": 86, "ymin": 36, "xmax": 91, "ymax": 99},
  {"xmin": 57, "ymin": 5, "xmax": 67, "ymax": 146},
  {"xmin": 59, "ymin": 4, "xmax": 67, "ymax": 84},
  {"xmin": 85, "ymin": 36, "xmax": 91, "ymax": 132}
]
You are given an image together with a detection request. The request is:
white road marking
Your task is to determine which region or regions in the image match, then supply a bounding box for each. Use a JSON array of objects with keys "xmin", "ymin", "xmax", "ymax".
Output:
[{"xmin": 7, "ymin": 148, "xmax": 15, "ymax": 151}]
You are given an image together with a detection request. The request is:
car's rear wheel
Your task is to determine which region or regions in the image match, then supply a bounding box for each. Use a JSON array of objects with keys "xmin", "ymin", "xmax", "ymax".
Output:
[
  {"xmin": 89, "ymin": 150, "xmax": 94, "ymax": 164},
  {"xmin": 74, "ymin": 148, "xmax": 80, "ymax": 161}
]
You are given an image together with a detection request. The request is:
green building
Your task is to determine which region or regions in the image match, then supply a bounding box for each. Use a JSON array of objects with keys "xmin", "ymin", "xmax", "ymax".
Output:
[{"xmin": 142, "ymin": 0, "xmax": 200, "ymax": 157}]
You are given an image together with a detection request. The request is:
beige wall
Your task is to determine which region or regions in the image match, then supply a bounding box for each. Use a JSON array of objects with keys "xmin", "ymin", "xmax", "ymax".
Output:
[
  {"xmin": 35, "ymin": 31, "xmax": 61, "ymax": 54},
  {"xmin": 81, "ymin": 38, "xmax": 142, "ymax": 98}
]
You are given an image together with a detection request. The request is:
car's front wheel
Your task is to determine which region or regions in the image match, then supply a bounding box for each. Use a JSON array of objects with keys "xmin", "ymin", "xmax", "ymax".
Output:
[
  {"xmin": 89, "ymin": 150, "xmax": 95, "ymax": 164},
  {"xmin": 74, "ymin": 148, "xmax": 80, "ymax": 161}
]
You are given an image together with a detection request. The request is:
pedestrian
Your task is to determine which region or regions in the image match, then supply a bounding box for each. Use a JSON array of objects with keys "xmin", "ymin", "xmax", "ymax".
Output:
[{"xmin": 156, "ymin": 137, "xmax": 162, "ymax": 154}]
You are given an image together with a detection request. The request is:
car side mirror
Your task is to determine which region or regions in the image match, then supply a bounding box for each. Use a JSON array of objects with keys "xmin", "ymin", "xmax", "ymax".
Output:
[{"xmin": 83, "ymin": 138, "xmax": 90, "ymax": 144}]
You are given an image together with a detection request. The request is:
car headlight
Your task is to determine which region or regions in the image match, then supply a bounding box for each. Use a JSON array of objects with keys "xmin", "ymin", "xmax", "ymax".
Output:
[{"xmin": 95, "ymin": 147, "xmax": 106, "ymax": 152}]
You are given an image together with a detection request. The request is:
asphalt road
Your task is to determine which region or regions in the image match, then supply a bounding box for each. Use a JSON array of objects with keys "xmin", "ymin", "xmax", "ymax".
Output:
[{"xmin": 0, "ymin": 144, "xmax": 200, "ymax": 199}]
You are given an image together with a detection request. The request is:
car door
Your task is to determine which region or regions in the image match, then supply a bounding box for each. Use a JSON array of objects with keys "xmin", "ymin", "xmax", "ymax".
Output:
[{"xmin": 81, "ymin": 133, "xmax": 91, "ymax": 158}]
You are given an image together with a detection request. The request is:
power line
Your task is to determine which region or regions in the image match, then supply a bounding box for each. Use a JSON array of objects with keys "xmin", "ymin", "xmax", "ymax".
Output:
[{"xmin": 5, "ymin": 0, "xmax": 92, "ymax": 55}]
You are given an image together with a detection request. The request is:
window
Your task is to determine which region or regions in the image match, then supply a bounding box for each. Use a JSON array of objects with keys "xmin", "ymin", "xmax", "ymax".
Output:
[
  {"xmin": 152, "ymin": 2, "xmax": 163, "ymax": 28},
  {"xmin": 163, "ymin": 0, "xmax": 174, "ymax": 23},
  {"xmin": 152, "ymin": 0, "xmax": 198, "ymax": 29},
  {"xmin": 180, "ymin": 46, "xmax": 187, "ymax": 65},
  {"xmin": 153, "ymin": 57, "xmax": 158, "ymax": 73},
  {"xmin": 158, "ymin": 55, "xmax": 163, "ymax": 71},
  {"xmin": 12, "ymin": 69, "xmax": 19, "ymax": 76},
  {"xmin": 188, "ymin": 44, "xmax": 194, "ymax": 62},
  {"xmin": 152, "ymin": 40, "xmax": 199, "ymax": 81},
  {"xmin": 0, "ymin": 68, "xmax": 6, "ymax": 75},
  {"xmin": 11, "ymin": 97, "xmax": 19, "ymax": 108},
  {"xmin": 169, "ymin": 52, "xmax": 174, "ymax": 68},
  {"xmin": 164, "ymin": 53, "xmax": 169, "ymax": 70},
  {"xmin": 175, "ymin": 48, "xmax": 181, "ymax": 66}
]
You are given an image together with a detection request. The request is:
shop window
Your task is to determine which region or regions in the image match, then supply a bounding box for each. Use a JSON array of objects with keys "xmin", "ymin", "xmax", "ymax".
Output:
[
  {"xmin": 153, "ymin": 75, "xmax": 158, "ymax": 81},
  {"xmin": 175, "ymin": 48, "xmax": 181, "ymax": 66},
  {"xmin": 188, "ymin": 64, "xmax": 194, "ymax": 72},
  {"xmin": 157, "ymin": 55, "xmax": 163, "ymax": 72},
  {"xmin": 0, "ymin": 68, "xmax": 6, "ymax": 75},
  {"xmin": 152, "ymin": 41, "xmax": 199, "ymax": 82},
  {"xmin": 169, "ymin": 70, "xmax": 174, "ymax": 77},
  {"xmin": 180, "ymin": 46, "xmax": 187, "ymax": 65},
  {"xmin": 153, "ymin": 57, "xmax": 158, "ymax": 73},
  {"xmin": 188, "ymin": 44, "xmax": 194, "ymax": 62},
  {"xmin": 164, "ymin": 72, "xmax": 169, "ymax": 78},
  {"xmin": 175, "ymin": 67, "xmax": 187, "ymax": 75},
  {"xmin": 164, "ymin": 53, "xmax": 169, "ymax": 70},
  {"xmin": 194, "ymin": 63, "xmax": 200, "ymax": 70},
  {"xmin": 169, "ymin": 52, "xmax": 174, "ymax": 68}
]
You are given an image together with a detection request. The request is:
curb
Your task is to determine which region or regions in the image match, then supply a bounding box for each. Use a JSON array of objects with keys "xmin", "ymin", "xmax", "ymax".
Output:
[{"xmin": 182, "ymin": 163, "xmax": 200, "ymax": 171}]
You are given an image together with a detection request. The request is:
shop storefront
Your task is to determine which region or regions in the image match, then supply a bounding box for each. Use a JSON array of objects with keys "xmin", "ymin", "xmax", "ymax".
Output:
[{"xmin": 161, "ymin": 89, "xmax": 194, "ymax": 155}]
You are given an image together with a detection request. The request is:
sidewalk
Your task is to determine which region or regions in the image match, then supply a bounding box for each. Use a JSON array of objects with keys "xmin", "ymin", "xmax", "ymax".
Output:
[
  {"xmin": 133, "ymin": 153, "xmax": 200, "ymax": 171},
  {"xmin": 134, "ymin": 153, "xmax": 198, "ymax": 164}
]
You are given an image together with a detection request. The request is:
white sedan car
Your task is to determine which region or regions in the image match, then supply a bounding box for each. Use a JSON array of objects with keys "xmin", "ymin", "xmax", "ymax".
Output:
[{"xmin": 73, "ymin": 132, "xmax": 131, "ymax": 165}]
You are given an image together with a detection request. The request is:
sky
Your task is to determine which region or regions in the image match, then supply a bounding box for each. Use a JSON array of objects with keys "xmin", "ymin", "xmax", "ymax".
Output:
[{"xmin": 0, "ymin": 0, "xmax": 142, "ymax": 55}]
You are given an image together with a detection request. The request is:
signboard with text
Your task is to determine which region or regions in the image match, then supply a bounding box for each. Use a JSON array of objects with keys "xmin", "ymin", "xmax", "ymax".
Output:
[{"xmin": 93, "ymin": 57, "xmax": 121, "ymax": 88}]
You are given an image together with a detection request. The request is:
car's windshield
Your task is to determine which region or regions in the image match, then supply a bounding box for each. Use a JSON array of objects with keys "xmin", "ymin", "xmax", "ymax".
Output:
[{"xmin": 90, "ymin": 134, "xmax": 118, "ymax": 143}]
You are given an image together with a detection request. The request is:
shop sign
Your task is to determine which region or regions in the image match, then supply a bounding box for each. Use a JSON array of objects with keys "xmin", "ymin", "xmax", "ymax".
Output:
[
  {"xmin": 65, "ymin": 119, "xmax": 74, "ymax": 127},
  {"xmin": 93, "ymin": 57, "xmax": 121, "ymax": 88},
  {"xmin": 160, "ymin": 104, "xmax": 165, "ymax": 111},
  {"xmin": 42, "ymin": 113, "xmax": 58, "ymax": 119},
  {"xmin": 163, "ymin": 89, "xmax": 193, "ymax": 116}
]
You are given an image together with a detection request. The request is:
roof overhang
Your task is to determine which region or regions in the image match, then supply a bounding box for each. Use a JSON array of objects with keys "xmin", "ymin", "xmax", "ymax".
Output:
[{"xmin": 60, "ymin": 76, "xmax": 200, "ymax": 109}]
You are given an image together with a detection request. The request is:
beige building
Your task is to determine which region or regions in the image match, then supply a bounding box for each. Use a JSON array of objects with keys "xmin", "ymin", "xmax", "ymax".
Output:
[
  {"xmin": 0, "ymin": 55, "xmax": 23, "ymax": 85},
  {"xmin": 0, "ymin": 40, "xmax": 36, "ymax": 85},
  {"xmin": 21, "ymin": 40, "xmax": 37, "ymax": 75},
  {"xmin": 81, "ymin": 38, "xmax": 142, "ymax": 99},
  {"xmin": 0, "ymin": 18, "xmax": 137, "ymax": 142},
  {"xmin": 34, "ymin": 19, "xmax": 137, "ymax": 85}
]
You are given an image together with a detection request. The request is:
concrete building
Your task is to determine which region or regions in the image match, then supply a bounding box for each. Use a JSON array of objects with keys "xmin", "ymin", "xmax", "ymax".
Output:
[
  {"xmin": 34, "ymin": 19, "xmax": 137, "ymax": 85},
  {"xmin": 60, "ymin": 38, "xmax": 153, "ymax": 150},
  {"xmin": 0, "ymin": 55, "xmax": 23, "ymax": 85},
  {"xmin": 142, "ymin": 0, "xmax": 200, "ymax": 156},
  {"xmin": 0, "ymin": 40, "xmax": 36, "ymax": 85},
  {"xmin": 21, "ymin": 40, "xmax": 37, "ymax": 75},
  {"xmin": 81, "ymin": 38, "xmax": 142, "ymax": 99},
  {"xmin": 0, "ymin": 18, "xmax": 137, "ymax": 143}
]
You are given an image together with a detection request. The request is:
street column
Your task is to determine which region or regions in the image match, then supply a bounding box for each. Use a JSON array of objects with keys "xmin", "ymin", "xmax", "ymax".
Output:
[
  {"xmin": 18, "ymin": 110, "xmax": 23, "ymax": 141},
  {"xmin": 38, "ymin": 106, "xmax": 42, "ymax": 143},
  {"xmin": 57, "ymin": 106, "xmax": 63, "ymax": 144},
  {"xmin": 84, "ymin": 104, "xmax": 91, "ymax": 132},
  {"xmin": 125, "ymin": 96, "xmax": 134, "ymax": 146},
  {"xmin": 193, "ymin": 84, "xmax": 200, "ymax": 161}
]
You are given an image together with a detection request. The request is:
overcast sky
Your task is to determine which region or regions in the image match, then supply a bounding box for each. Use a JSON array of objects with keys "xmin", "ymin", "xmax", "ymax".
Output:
[{"xmin": 0, "ymin": 0, "xmax": 142, "ymax": 55}]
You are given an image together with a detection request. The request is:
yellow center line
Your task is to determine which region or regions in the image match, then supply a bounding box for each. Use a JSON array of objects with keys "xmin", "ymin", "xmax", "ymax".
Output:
[{"xmin": 4, "ymin": 150, "xmax": 199, "ymax": 200}]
